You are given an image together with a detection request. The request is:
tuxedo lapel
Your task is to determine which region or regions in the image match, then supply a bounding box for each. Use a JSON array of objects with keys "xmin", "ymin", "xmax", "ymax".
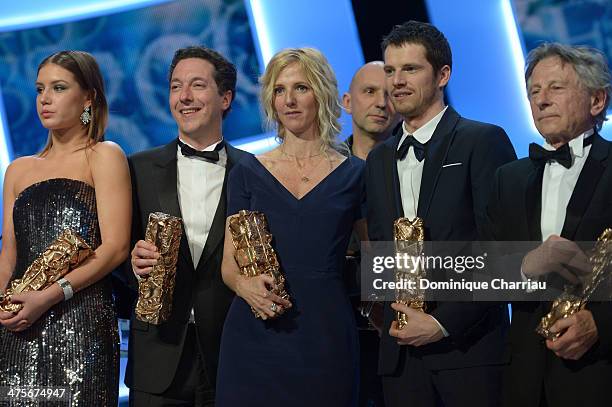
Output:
[
  {"xmin": 560, "ymin": 134, "xmax": 609, "ymax": 240},
  {"xmin": 152, "ymin": 140, "xmax": 194, "ymax": 270},
  {"xmin": 524, "ymin": 164, "xmax": 544, "ymax": 241},
  {"xmin": 417, "ymin": 107, "xmax": 459, "ymax": 220},
  {"xmin": 195, "ymin": 144, "xmax": 242, "ymax": 272},
  {"xmin": 382, "ymin": 132, "xmax": 403, "ymax": 220}
]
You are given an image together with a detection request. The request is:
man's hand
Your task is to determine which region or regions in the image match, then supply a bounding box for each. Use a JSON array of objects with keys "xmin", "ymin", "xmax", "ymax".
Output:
[
  {"xmin": 546, "ymin": 309, "xmax": 598, "ymax": 360},
  {"xmin": 388, "ymin": 302, "xmax": 445, "ymax": 346},
  {"xmin": 522, "ymin": 235, "xmax": 590, "ymax": 284},
  {"xmin": 131, "ymin": 240, "xmax": 159, "ymax": 277}
]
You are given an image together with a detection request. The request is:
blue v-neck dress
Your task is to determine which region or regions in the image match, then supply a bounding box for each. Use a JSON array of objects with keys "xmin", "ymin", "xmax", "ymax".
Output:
[{"xmin": 216, "ymin": 154, "xmax": 365, "ymax": 407}]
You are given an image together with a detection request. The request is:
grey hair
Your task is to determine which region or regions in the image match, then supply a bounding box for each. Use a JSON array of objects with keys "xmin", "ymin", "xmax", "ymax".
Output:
[{"xmin": 525, "ymin": 42, "xmax": 611, "ymax": 130}]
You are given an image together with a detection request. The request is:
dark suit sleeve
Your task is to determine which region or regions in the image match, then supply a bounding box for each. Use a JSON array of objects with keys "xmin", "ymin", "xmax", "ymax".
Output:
[
  {"xmin": 120, "ymin": 157, "xmax": 144, "ymax": 293},
  {"xmin": 471, "ymin": 126, "xmax": 517, "ymax": 240},
  {"xmin": 589, "ymin": 303, "xmax": 612, "ymax": 356},
  {"xmin": 431, "ymin": 125, "xmax": 516, "ymax": 340},
  {"xmin": 355, "ymin": 160, "xmax": 367, "ymax": 221},
  {"xmin": 365, "ymin": 151, "xmax": 384, "ymax": 242},
  {"xmin": 483, "ymin": 159, "xmax": 504, "ymax": 242}
]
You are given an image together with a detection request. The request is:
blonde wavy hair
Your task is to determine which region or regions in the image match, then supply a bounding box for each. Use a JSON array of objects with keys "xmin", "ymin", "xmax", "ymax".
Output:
[{"xmin": 260, "ymin": 48, "xmax": 342, "ymax": 150}]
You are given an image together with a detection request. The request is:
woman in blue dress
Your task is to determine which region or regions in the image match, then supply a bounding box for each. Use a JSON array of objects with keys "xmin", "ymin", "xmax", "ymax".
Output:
[{"xmin": 216, "ymin": 47, "xmax": 366, "ymax": 407}]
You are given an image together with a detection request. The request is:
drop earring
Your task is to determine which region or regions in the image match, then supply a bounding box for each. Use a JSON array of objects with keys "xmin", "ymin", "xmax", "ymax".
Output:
[{"xmin": 80, "ymin": 106, "xmax": 91, "ymax": 125}]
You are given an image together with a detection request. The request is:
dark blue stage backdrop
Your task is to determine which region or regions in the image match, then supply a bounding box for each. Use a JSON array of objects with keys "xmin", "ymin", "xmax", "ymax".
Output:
[
  {"xmin": 0, "ymin": 0, "xmax": 263, "ymax": 158},
  {"xmin": 514, "ymin": 0, "xmax": 612, "ymax": 71}
]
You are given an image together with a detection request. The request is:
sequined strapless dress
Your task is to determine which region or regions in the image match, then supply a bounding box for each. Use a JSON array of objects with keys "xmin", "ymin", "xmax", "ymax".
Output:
[{"xmin": 0, "ymin": 178, "xmax": 119, "ymax": 406}]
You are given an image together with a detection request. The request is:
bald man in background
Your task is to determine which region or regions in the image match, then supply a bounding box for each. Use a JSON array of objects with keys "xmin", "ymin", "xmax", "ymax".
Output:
[
  {"xmin": 343, "ymin": 61, "xmax": 399, "ymax": 160},
  {"xmin": 342, "ymin": 61, "xmax": 398, "ymax": 407}
]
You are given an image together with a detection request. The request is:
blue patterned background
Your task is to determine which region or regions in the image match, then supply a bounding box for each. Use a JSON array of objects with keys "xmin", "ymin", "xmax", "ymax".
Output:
[
  {"xmin": 514, "ymin": 0, "xmax": 612, "ymax": 68},
  {"xmin": 0, "ymin": 0, "xmax": 263, "ymax": 157}
]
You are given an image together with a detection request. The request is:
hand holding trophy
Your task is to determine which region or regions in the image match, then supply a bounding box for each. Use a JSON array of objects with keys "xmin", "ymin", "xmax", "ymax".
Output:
[
  {"xmin": 135, "ymin": 212, "xmax": 182, "ymax": 325},
  {"xmin": 229, "ymin": 210, "xmax": 290, "ymax": 319},
  {"xmin": 537, "ymin": 228, "xmax": 612, "ymax": 339},
  {"xmin": 393, "ymin": 217, "xmax": 427, "ymax": 329},
  {"xmin": 0, "ymin": 229, "xmax": 93, "ymax": 313}
]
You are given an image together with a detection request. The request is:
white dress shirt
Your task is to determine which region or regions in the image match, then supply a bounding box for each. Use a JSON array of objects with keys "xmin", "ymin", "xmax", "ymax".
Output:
[
  {"xmin": 521, "ymin": 129, "xmax": 594, "ymax": 287},
  {"xmin": 397, "ymin": 107, "xmax": 448, "ymax": 219},
  {"xmin": 540, "ymin": 129, "xmax": 593, "ymax": 240},
  {"xmin": 177, "ymin": 137, "xmax": 226, "ymax": 322},
  {"xmin": 396, "ymin": 107, "xmax": 449, "ymax": 337}
]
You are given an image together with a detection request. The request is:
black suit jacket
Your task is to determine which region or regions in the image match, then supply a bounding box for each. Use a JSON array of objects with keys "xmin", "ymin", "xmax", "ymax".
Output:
[
  {"xmin": 366, "ymin": 107, "xmax": 517, "ymax": 374},
  {"xmin": 487, "ymin": 133, "xmax": 612, "ymax": 407},
  {"xmin": 124, "ymin": 139, "xmax": 248, "ymax": 394}
]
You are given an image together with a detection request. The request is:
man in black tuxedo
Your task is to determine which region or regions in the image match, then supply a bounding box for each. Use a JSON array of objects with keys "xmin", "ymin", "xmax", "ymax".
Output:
[
  {"xmin": 125, "ymin": 46, "xmax": 248, "ymax": 406},
  {"xmin": 366, "ymin": 21, "xmax": 516, "ymax": 407},
  {"xmin": 487, "ymin": 43, "xmax": 612, "ymax": 407}
]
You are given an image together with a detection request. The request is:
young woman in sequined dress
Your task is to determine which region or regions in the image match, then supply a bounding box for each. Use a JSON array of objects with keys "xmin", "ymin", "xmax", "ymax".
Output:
[{"xmin": 0, "ymin": 50, "xmax": 131, "ymax": 406}]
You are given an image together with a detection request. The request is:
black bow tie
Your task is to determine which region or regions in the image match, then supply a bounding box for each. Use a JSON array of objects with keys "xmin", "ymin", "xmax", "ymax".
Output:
[
  {"xmin": 528, "ymin": 135, "xmax": 593, "ymax": 169},
  {"xmin": 177, "ymin": 138, "xmax": 224, "ymax": 162},
  {"xmin": 397, "ymin": 135, "xmax": 426, "ymax": 161}
]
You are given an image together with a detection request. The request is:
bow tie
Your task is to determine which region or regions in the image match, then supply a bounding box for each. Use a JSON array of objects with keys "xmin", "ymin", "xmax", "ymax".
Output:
[
  {"xmin": 177, "ymin": 138, "xmax": 224, "ymax": 162},
  {"xmin": 528, "ymin": 135, "xmax": 593, "ymax": 169},
  {"xmin": 397, "ymin": 135, "xmax": 426, "ymax": 161}
]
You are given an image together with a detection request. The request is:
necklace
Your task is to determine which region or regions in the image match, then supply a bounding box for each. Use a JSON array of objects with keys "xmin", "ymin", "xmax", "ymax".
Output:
[
  {"xmin": 279, "ymin": 145, "xmax": 324, "ymax": 159},
  {"xmin": 296, "ymin": 155, "xmax": 325, "ymax": 183},
  {"xmin": 279, "ymin": 145, "xmax": 327, "ymax": 183}
]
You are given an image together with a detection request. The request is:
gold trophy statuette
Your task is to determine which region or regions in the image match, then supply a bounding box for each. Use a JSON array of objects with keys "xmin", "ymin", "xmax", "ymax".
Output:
[
  {"xmin": 537, "ymin": 228, "xmax": 612, "ymax": 339},
  {"xmin": 393, "ymin": 217, "xmax": 427, "ymax": 329},
  {"xmin": 135, "ymin": 212, "xmax": 182, "ymax": 325},
  {"xmin": 229, "ymin": 210, "xmax": 289, "ymax": 318},
  {"xmin": 0, "ymin": 229, "xmax": 93, "ymax": 313}
]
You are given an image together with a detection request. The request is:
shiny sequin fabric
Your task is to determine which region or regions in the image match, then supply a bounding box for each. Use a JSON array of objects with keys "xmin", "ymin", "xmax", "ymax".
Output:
[{"xmin": 0, "ymin": 178, "xmax": 119, "ymax": 406}]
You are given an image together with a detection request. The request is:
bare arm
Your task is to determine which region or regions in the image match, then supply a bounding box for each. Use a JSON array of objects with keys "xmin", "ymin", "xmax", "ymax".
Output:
[
  {"xmin": 0, "ymin": 161, "xmax": 21, "ymax": 292},
  {"xmin": 59, "ymin": 141, "xmax": 132, "ymax": 293},
  {"xmin": 1, "ymin": 143, "xmax": 131, "ymax": 330}
]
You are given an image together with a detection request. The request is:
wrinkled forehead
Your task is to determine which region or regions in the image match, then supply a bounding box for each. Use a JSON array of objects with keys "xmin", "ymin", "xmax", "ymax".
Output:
[{"xmin": 529, "ymin": 56, "xmax": 579, "ymax": 86}]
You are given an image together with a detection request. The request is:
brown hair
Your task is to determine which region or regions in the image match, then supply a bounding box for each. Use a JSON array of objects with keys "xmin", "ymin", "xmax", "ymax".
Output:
[{"xmin": 37, "ymin": 50, "xmax": 108, "ymax": 156}]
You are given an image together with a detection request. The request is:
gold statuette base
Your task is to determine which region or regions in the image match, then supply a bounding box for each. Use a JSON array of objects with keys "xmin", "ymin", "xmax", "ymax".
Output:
[
  {"xmin": 0, "ymin": 229, "xmax": 93, "ymax": 313},
  {"xmin": 537, "ymin": 228, "xmax": 612, "ymax": 339},
  {"xmin": 135, "ymin": 212, "xmax": 182, "ymax": 325}
]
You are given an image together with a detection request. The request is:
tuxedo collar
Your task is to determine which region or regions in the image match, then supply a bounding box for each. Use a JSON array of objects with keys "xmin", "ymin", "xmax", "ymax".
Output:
[
  {"xmin": 525, "ymin": 132, "xmax": 610, "ymax": 241},
  {"xmin": 381, "ymin": 132, "xmax": 403, "ymax": 219},
  {"xmin": 196, "ymin": 143, "xmax": 244, "ymax": 271},
  {"xmin": 397, "ymin": 106, "xmax": 448, "ymax": 148},
  {"xmin": 149, "ymin": 139, "xmax": 245, "ymax": 272},
  {"xmin": 417, "ymin": 106, "xmax": 460, "ymax": 220},
  {"xmin": 382, "ymin": 106, "xmax": 461, "ymax": 224},
  {"xmin": 560, "ymin": 132, "xmax": 609, "ymax": 240},
  {"xmin": 153, "ymin": 139, "xmax": 180, "ymax": 168},
  {"xmin": 151, "ymin": 139, "xmax": 193, "ymax": 269}
]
